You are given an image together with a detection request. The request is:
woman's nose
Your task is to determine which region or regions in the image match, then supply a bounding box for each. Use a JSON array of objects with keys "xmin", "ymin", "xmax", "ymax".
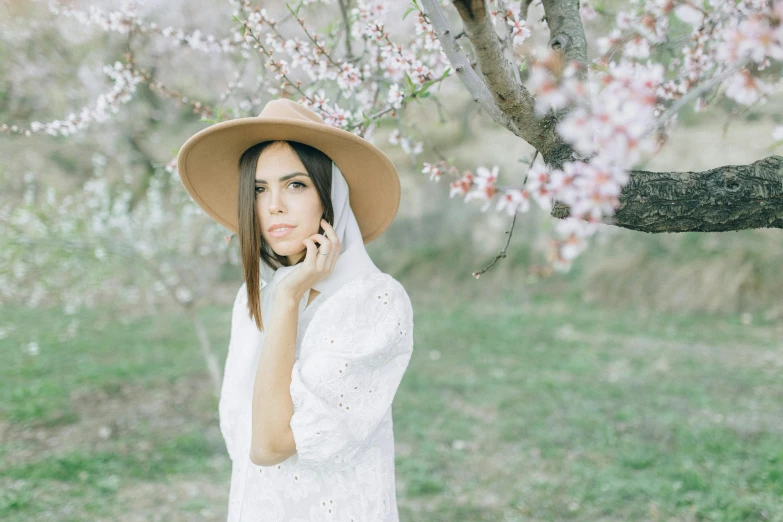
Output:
[{"xmin": 268, "ymin": 190, "xmax": 286, "ymax": 213}]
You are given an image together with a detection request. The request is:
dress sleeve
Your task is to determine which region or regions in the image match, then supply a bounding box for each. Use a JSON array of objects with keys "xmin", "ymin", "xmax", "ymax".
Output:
[{"xmin": 288, "ymin": 274, "xmax": 414, "ymax": 472}]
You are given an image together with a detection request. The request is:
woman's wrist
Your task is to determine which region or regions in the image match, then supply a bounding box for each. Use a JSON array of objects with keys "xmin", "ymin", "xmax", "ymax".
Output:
[{"xmin": 275, "ymin": 288, "xmax": 301, "ymax": 308}]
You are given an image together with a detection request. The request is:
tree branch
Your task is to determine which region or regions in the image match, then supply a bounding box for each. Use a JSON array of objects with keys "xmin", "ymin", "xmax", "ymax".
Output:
[
  {"xmin": 540, "ymin": 0, "xmax": 588, "ymax": 81},
  {"xmin": 552, "ymin": 156, "xmax": 783, "ymax": 232},
  {"xmin": 337, "ymin": 0, "xmax": 354, "ymax": 61},
  {"xmin": 420, "ymin": 0, "xmax": 523, "ymax": 136},
  {"xmin": 446, "ymin": 0, "xmax": 564, "ymax": 155}
]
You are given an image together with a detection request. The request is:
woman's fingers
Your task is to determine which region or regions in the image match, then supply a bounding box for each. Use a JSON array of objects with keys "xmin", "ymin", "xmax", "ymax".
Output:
[
  {"xmin": 309, "ymin": 233, "xmax": 330, "ymax": 250},
  {"xmin": 309, "ymin": 233, "xmax": 331, "ymax": 268},
  {"xmin": 321, "ymin": 220, "xmax": 342, "ymax": 273},
  {"xmin": 320, "ymin": 219, "xmax": 342, "ymax": 251},
  {"xmin": 302, "ymin": 238, "xmax": 317, "ymax": 267},
  {"xmin": 306, "ymin": 220, "xmax": 344, "ymax": 275},
  {"xmin": 306, "ymin": 233, "xmax": 331, "ymax": 272}
]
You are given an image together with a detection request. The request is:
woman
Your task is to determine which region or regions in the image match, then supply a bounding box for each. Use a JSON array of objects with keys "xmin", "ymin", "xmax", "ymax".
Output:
[{"xmin": 176, "ymin": 98, "xmax": 414, "ymax": 521}]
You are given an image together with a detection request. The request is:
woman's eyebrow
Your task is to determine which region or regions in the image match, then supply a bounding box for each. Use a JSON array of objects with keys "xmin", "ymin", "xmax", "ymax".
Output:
[{"xmin": 255, "ymin": 172, "xmax": 310, "ymax": 184}]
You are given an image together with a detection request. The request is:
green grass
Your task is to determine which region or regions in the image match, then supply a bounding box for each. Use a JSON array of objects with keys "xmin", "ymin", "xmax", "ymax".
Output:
[{"xmin": 1, "ymin": 291, "xmax": 782, "ymax": 521}]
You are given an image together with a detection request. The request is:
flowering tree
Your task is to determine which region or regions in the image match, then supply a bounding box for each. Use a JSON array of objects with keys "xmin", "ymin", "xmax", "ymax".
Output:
[
  {"xmin": 2, "ymin": 0, "xmax": 782, "ymax": 279},
  {"xmin": 420, "ymin": 0, "xmax": 783, "ymax": 273},
  {"xmin": 0, "ymin": 153, "xmax": 234, "ymax": 396}
]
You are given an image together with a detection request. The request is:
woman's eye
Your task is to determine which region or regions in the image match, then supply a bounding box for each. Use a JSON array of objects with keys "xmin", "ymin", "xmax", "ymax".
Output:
[{"xmin": 255, "ymin": 181, "xmax": 306, "ymax": 195}]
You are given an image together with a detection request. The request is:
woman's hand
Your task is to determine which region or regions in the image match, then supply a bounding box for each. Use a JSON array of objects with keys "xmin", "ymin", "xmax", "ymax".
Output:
[{"xmin": 276, "ymin": 219, "xmax": 343, "ymax": 301}]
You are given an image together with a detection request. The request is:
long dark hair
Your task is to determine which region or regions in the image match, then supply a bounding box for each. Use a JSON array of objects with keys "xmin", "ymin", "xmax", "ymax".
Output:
[{"xmin": 237, "ymin": 140, "xmax": 334, "ymax": 331}]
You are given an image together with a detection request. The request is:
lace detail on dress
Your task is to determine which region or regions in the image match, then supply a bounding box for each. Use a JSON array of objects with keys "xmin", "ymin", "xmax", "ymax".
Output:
[{"xmin": 288, "ymin": 274, "xmax": 413, "ymax": 473}]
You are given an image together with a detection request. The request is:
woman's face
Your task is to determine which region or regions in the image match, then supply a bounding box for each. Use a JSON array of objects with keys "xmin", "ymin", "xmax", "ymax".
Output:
[{"xmin": 255, "ymin": 142, "xmax": 324, "ymax": 265}]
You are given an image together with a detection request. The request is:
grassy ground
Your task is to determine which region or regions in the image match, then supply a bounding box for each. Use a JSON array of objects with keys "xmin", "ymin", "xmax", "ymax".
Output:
[{"xmin": 1, "ymin": 290, "xmax": 782, "ymax": 521}]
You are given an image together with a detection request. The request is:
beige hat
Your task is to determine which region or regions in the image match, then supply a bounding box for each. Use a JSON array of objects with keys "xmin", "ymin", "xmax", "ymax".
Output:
[{"xmin": 176, "ymin": 98, "xmax": 401, "ymax": 244}]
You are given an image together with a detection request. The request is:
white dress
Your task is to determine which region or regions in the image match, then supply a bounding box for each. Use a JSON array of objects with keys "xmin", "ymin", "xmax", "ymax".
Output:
[{"xmin": 219, "ymin": 272, "xmax": 414, "ymax": 521}]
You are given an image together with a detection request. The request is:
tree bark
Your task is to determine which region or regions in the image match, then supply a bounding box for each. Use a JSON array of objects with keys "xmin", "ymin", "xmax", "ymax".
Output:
[{"xmin": 552, "ymin": 156, "xmax": 783, "ymax": 232}]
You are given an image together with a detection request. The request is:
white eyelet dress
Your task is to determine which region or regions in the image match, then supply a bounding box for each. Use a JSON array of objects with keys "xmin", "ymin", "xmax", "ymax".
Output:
[{"xmin": 219, "ymin": 272, "xmax": 414, "ymax": 521}]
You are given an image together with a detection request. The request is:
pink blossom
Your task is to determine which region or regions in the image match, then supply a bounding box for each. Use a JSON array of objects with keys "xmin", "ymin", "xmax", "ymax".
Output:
[
  {"xmin": 624, "ymin": 36, "xmax": 651, "ymax": 59},
  {"xmin": 507, "ymin": 18, "xmax": 531, "ymax": 46},
  {"xmin": 388, "ymin": 128, "xmax": 401, "ymax": 145},
  {"xmin": 496, "ymin": 189, "xmax": 530, "ymax": 216},
  {"xmin": 529, "ymin": 66, "xmax": 571, "ymax": 116},
  {"xmin": 449, "ymin": 172, "xmax": 475, "ymax": 199},
  {"xmin": 336, "ymin": 62, "xmax": 363, "ymax": 92},
  {"xmin": 387, "ymin": 84, "xmax": 403, "ymax": 109},
  {"xmin": 674, "ymin": 4, "xmax": 705, "ymax": 27},
  {"xmin": 724, "ymin": 69, "xmax": 772, "ymax": 105},
  {"xmin": 464, "ymin": 166, "xmax": 499, "ymax": 211},
  {"xmin": 557, "ymin": 107, "xmax": 596, "ymax": 155},
  {"xmin": 525, "ymin": 163, "xmax": 554, "ymax": 211},
  {"xmin": 422, "ymin": 162, "xmax": 443, "ymax": 182}
]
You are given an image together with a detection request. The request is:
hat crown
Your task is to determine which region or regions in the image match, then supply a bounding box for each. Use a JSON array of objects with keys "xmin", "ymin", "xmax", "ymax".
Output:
[{"xmin": 256, "ymin": 98, "xmax": 324, "ymax": 125}]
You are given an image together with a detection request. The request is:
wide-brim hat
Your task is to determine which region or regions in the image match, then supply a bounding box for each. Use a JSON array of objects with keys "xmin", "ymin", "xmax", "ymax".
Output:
[{"xmin": 176, "ymin": 98, "xmax": 400, "ymax": 244}]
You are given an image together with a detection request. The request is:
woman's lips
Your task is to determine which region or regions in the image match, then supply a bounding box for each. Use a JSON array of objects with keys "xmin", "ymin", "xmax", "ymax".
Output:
[{"xmin": 269, "ymin": 226, "xmax": 295, "ymax": 238}]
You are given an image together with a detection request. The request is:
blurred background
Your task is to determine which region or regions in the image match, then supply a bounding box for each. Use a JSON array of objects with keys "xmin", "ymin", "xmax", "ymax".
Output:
[{"xmin": 1, "ymin": 0, "xmax": 782, "ymax": 521}]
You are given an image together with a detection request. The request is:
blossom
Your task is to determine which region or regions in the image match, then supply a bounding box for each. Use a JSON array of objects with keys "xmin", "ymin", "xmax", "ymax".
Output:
[
  {"xmin": 674, "ymin": 4, "xmax": 705, "ymax": 27},
  {"xmin": 336, "ymin": 61, "xmax": 363, "ymax": 92},
  {"xmin": 525, "ymin": 163, "xmax": 554, "ymax": 211},
  {"xmin": 724, "ymin": 69, "xmax": 772, "ymax": 105},
  {"xmin": 556, "ymin": 107, "xmax": 596, "ymax": 155},
  {"xmin": 507, "ymin": 18, "xmax": 531, "ymax": 46},
  {"xmin": 387, "ymin": 83, "xmax": 403, "ymax": 109},
  {"xmin": 463, "ymin": 166, "xmax": 499, "ymax": 211},
  {"xmin": 624, "ymin": 36, "xmax": 651, "ymax": 59},
  {"xmin": 388, "ymin": 128, "xmax": 401, "ymax": 145},
  {"xmin": 496, "ymin": 189, "xmax": 530, "ymax": 216},
  {"xmin": 449, "ymin": 171, "xmax": 474, "ymax": 199},
  {"xmin": 422, "ymin": 162, "xmax": 442, "ymax": 182},
  {"xmin": 529, "ymin": 66, "xmax": 570, "ymax": 116}
]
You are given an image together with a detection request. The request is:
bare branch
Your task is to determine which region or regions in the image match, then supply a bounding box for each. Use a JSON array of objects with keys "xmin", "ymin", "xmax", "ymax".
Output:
[
  {"xmin": 420, "ymin": 0, "xmax": 523, "ymax": 136},
  {"xmin": 473, "ymin": 209, "xmax": 519, "ymax": 279}
]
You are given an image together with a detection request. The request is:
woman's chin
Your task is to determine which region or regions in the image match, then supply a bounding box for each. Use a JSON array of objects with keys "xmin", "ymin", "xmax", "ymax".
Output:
[{"xmin": 268, "ymin": 239, "xmax": 305, "ymax": 257}]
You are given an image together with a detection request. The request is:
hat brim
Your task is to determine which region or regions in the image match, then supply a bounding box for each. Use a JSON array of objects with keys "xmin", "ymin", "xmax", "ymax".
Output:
[{"xmin": 176, "ymin": 117, "xmax": 401, "ymax": 244}]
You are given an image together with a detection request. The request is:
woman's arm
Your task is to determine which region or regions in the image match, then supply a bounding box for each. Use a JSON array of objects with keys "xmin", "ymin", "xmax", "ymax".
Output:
[{"xmin": 249, "ymin": 291, "xmax": 299, "ymax": 466}]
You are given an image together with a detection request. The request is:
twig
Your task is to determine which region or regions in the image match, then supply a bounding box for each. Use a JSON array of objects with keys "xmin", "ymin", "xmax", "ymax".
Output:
[
  {"xmin": 240, "ymin": 20, "xmax": 316, "ymax": 104},
  {"xmin": 286, "ymin": 3, "xmax": 346, "ymax": 71},
  {"xmin": 472, "ymin": 209, "xmax": 519, "ymax": 279},
  {"xmin": 645, "ymin": 56, "xmax": 749, "ymax": 137}
]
